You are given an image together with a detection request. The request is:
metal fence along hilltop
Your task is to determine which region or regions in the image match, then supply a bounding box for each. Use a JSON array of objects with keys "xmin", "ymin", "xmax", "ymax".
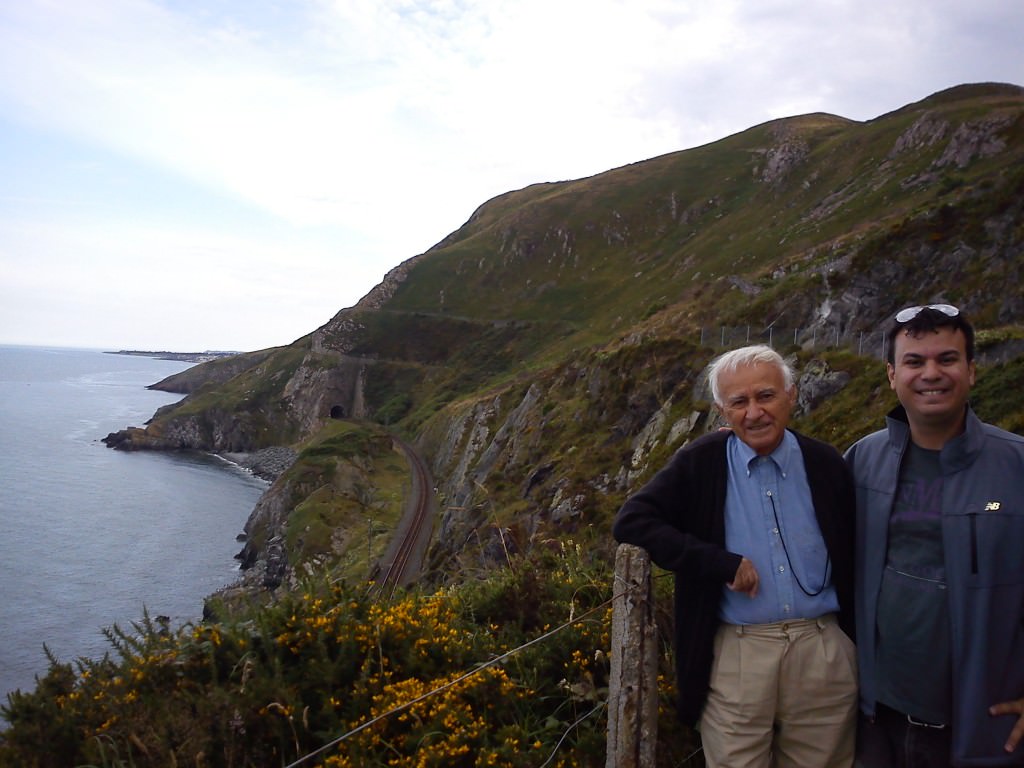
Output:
[
  {"xmin": 698, "ymin": 325, "xmax": 1019, "ymax": 365},
  {"xmin": 699, "ymin": 325, "xmax": 889, "ymax": 359}
]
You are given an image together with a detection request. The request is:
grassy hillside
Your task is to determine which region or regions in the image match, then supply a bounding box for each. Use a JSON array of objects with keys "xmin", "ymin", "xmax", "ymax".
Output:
[{"xmin": 308, "ymin": 82, "xmax": 1024, "ymax": 435}]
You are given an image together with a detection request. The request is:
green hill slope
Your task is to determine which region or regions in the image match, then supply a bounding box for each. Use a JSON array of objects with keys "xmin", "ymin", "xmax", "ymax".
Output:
[{"xmin": 102, "ymin": 81, "xmax": 1024, "ymax": 588}]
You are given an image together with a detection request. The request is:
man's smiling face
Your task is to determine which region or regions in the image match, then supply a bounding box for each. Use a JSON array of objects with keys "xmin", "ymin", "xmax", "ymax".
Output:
[{"xmin": 888, "ymin": 325, "xmax": 975, "ymax": 440}]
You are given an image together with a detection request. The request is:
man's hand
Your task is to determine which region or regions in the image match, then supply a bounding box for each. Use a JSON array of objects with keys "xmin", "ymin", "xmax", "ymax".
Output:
[
  {"xmin": 728, "ymin": 557, "xmax": 759, "ymax": 598},
  {"xmin": 990, "ymin": 698, "xmax": 1024, "ymax": 753}
]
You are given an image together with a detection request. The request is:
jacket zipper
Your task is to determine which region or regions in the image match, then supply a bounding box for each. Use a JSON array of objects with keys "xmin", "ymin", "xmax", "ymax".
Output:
[{"xmin": 969, "ymin": 513, "xmax": 978, "ymax": 575}]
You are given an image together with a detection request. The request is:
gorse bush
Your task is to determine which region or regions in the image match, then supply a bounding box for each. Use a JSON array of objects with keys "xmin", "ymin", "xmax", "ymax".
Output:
[{"xmin": 0, "ymin": 541, "xmax": 648, "ymax": 768}]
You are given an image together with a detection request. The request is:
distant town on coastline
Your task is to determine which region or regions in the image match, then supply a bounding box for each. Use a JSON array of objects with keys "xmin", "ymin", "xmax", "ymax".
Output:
[{"xmin": 108, "ymin": 350, "xmax": 240, "ymax": 363}]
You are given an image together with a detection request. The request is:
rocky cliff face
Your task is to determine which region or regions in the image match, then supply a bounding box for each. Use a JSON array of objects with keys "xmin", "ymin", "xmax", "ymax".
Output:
[
  {"xmin": 231, "ymin": 476, "xmax": 295, "ymax": 590},
  {"xmin": 103, "ymin": 408, "xmax": 265, "ymax": 452},
  {"xmin": 281, "ymin": 355, "xmax": 370, "ymax": 429},
  {"xmin": 104, "ymin": 347, "xmax": 373, "ymax": 455}
]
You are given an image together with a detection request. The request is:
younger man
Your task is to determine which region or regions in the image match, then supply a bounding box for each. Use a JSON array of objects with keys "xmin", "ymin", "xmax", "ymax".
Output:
[{"xmin": 846, "ymin": 304, "xmax": 1024, "ymax": 766}]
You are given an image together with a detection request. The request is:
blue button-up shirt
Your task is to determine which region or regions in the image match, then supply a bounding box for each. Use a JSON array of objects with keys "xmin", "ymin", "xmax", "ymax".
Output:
[{"xmin": 719, "ymin": 430, "xmax": 839, "ymax": 625}]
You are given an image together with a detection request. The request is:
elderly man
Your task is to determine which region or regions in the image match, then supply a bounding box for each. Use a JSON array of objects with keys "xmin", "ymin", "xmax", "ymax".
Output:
[
  {"xmin": 614, "ymin": 344, "xmax": 857, "ymax": 768},
  {"xmin": 846, "ymin": 304, "xmax": 1024, "ymax": 766}
]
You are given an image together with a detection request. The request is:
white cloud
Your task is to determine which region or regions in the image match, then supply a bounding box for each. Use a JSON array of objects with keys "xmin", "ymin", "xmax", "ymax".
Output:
[{"xmin": 0, "ymin": 0, "xmax": 1022, "ymax": 349}]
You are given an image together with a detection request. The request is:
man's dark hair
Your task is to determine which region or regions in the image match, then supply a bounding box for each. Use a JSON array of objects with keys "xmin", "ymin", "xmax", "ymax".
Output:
[{"xmin": 886, "ymin": 305, "xmax": 975, "ymax": 364}]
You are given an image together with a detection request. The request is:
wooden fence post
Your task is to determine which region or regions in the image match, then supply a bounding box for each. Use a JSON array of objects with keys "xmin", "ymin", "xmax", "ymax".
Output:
[{"xmin": 606, "ymin": 543, "xmax": 659, "ymax": 768}]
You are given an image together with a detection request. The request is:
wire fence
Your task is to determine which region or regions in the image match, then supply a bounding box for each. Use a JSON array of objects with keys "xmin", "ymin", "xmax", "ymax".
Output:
[
  {"xmin": 699, "ymin": 326, "xmax": 890, "ymax": 358},
  {"xmin": 698, "ymin": 326, "xmax": 1022, "ymax": 366},
  {"xmin": 282, "ymin": 591, "xmax": 625, "ymax": 768}
]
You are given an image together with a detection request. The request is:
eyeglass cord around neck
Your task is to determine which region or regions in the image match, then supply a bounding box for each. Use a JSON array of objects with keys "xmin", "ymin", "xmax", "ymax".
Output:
[{"xmin": 766, "ymin": 489, "xmax": 831, "ymax": 597}]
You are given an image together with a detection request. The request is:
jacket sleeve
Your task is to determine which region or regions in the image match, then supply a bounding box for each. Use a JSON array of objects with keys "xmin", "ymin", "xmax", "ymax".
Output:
[{"xmin": 613, "ymin": 445, "xmax": 742, "ymax": 584}]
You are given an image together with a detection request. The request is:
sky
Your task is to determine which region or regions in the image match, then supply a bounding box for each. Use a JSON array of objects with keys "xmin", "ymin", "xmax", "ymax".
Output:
[{"xmin": 1, "ymin": 1, "xmax": 1022, "ymax": 352}]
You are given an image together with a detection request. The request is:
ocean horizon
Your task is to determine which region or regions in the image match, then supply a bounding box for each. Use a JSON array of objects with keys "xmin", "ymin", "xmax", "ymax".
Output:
[{"xmin": 0, "ymin": 345, "xmax": 268, "ymax": 706}]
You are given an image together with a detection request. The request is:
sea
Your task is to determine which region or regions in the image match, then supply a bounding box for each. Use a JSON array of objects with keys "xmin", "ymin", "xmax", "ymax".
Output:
[{"xmin": 0, "ymin": 345, "xmax": 268, "ymax": 708}]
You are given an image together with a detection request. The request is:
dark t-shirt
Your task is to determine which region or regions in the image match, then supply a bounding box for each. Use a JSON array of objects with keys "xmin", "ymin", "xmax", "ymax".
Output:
[{"xmin": 875, "ymin": 442, "xmax": 952, "ymax": 724}]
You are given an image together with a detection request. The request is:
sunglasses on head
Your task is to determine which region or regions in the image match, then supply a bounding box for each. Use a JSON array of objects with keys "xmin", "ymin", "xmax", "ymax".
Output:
[{"xmin": 894, "ymin": 304, "xmax": 960, "ymax": 324}]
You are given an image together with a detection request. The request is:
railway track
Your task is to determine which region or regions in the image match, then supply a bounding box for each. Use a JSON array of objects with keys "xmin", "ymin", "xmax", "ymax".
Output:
[{"xmin": 372, "ymin": 438, "xmax": 434, "ymax": 599}]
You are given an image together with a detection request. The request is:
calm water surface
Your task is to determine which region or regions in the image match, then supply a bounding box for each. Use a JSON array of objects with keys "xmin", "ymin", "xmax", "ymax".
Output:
[{"xmin": 0, "ymin": 346, "xmax": 267, "ymax": 704}]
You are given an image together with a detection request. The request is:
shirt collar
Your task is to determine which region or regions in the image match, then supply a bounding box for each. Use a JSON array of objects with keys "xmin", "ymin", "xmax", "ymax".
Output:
[{"xmin": 729, "ymin": 428, "xmax": 796, "ymax": 478}]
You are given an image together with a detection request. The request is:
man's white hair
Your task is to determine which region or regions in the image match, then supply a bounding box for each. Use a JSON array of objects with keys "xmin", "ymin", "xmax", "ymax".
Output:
[{"xmin": 707, "ymin": 345, "xmax": 795, "ymax": 406}]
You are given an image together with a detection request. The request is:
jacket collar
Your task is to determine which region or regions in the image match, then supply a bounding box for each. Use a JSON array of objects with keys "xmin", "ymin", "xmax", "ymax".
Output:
[{"xmin": 884, "ymin": 403, "xmax": 982, "ymax": 473}]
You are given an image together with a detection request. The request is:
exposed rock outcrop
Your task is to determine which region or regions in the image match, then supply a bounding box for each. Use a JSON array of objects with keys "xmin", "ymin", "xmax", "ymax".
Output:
[
  {"xmin": 796, "ymin": 360, "xmax": 852, "ymax": 415},
  {"xmin": 231, "ymin": 472, "xmax": 299, "ymax": 590},
  {"xmin": 219, "ymin": 447, "xmax": 297, "ymax": 483}
]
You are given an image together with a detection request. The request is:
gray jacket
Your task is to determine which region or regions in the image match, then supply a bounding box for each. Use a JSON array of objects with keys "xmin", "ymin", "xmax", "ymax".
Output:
[{"xmin": 845, "ymin": 405, "xmax": 1024, "ymax": 765}]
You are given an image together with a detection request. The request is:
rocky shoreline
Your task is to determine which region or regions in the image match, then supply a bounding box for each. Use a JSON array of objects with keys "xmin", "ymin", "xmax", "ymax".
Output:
[{"xmin": 218, "ymin": 446, "xmax": 297, "ymax": 483}]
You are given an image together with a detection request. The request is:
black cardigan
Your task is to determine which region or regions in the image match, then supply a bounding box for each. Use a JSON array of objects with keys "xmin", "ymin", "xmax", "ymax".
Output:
[{"xmin": 612, "ymin": 429, "xmax": 855, "ymax": 726}]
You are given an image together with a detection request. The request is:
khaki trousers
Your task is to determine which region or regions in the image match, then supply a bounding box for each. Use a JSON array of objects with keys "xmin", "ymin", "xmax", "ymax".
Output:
[{"xmin": 698, "ymin": 615, "xmax": 858, "ymax": 768}]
